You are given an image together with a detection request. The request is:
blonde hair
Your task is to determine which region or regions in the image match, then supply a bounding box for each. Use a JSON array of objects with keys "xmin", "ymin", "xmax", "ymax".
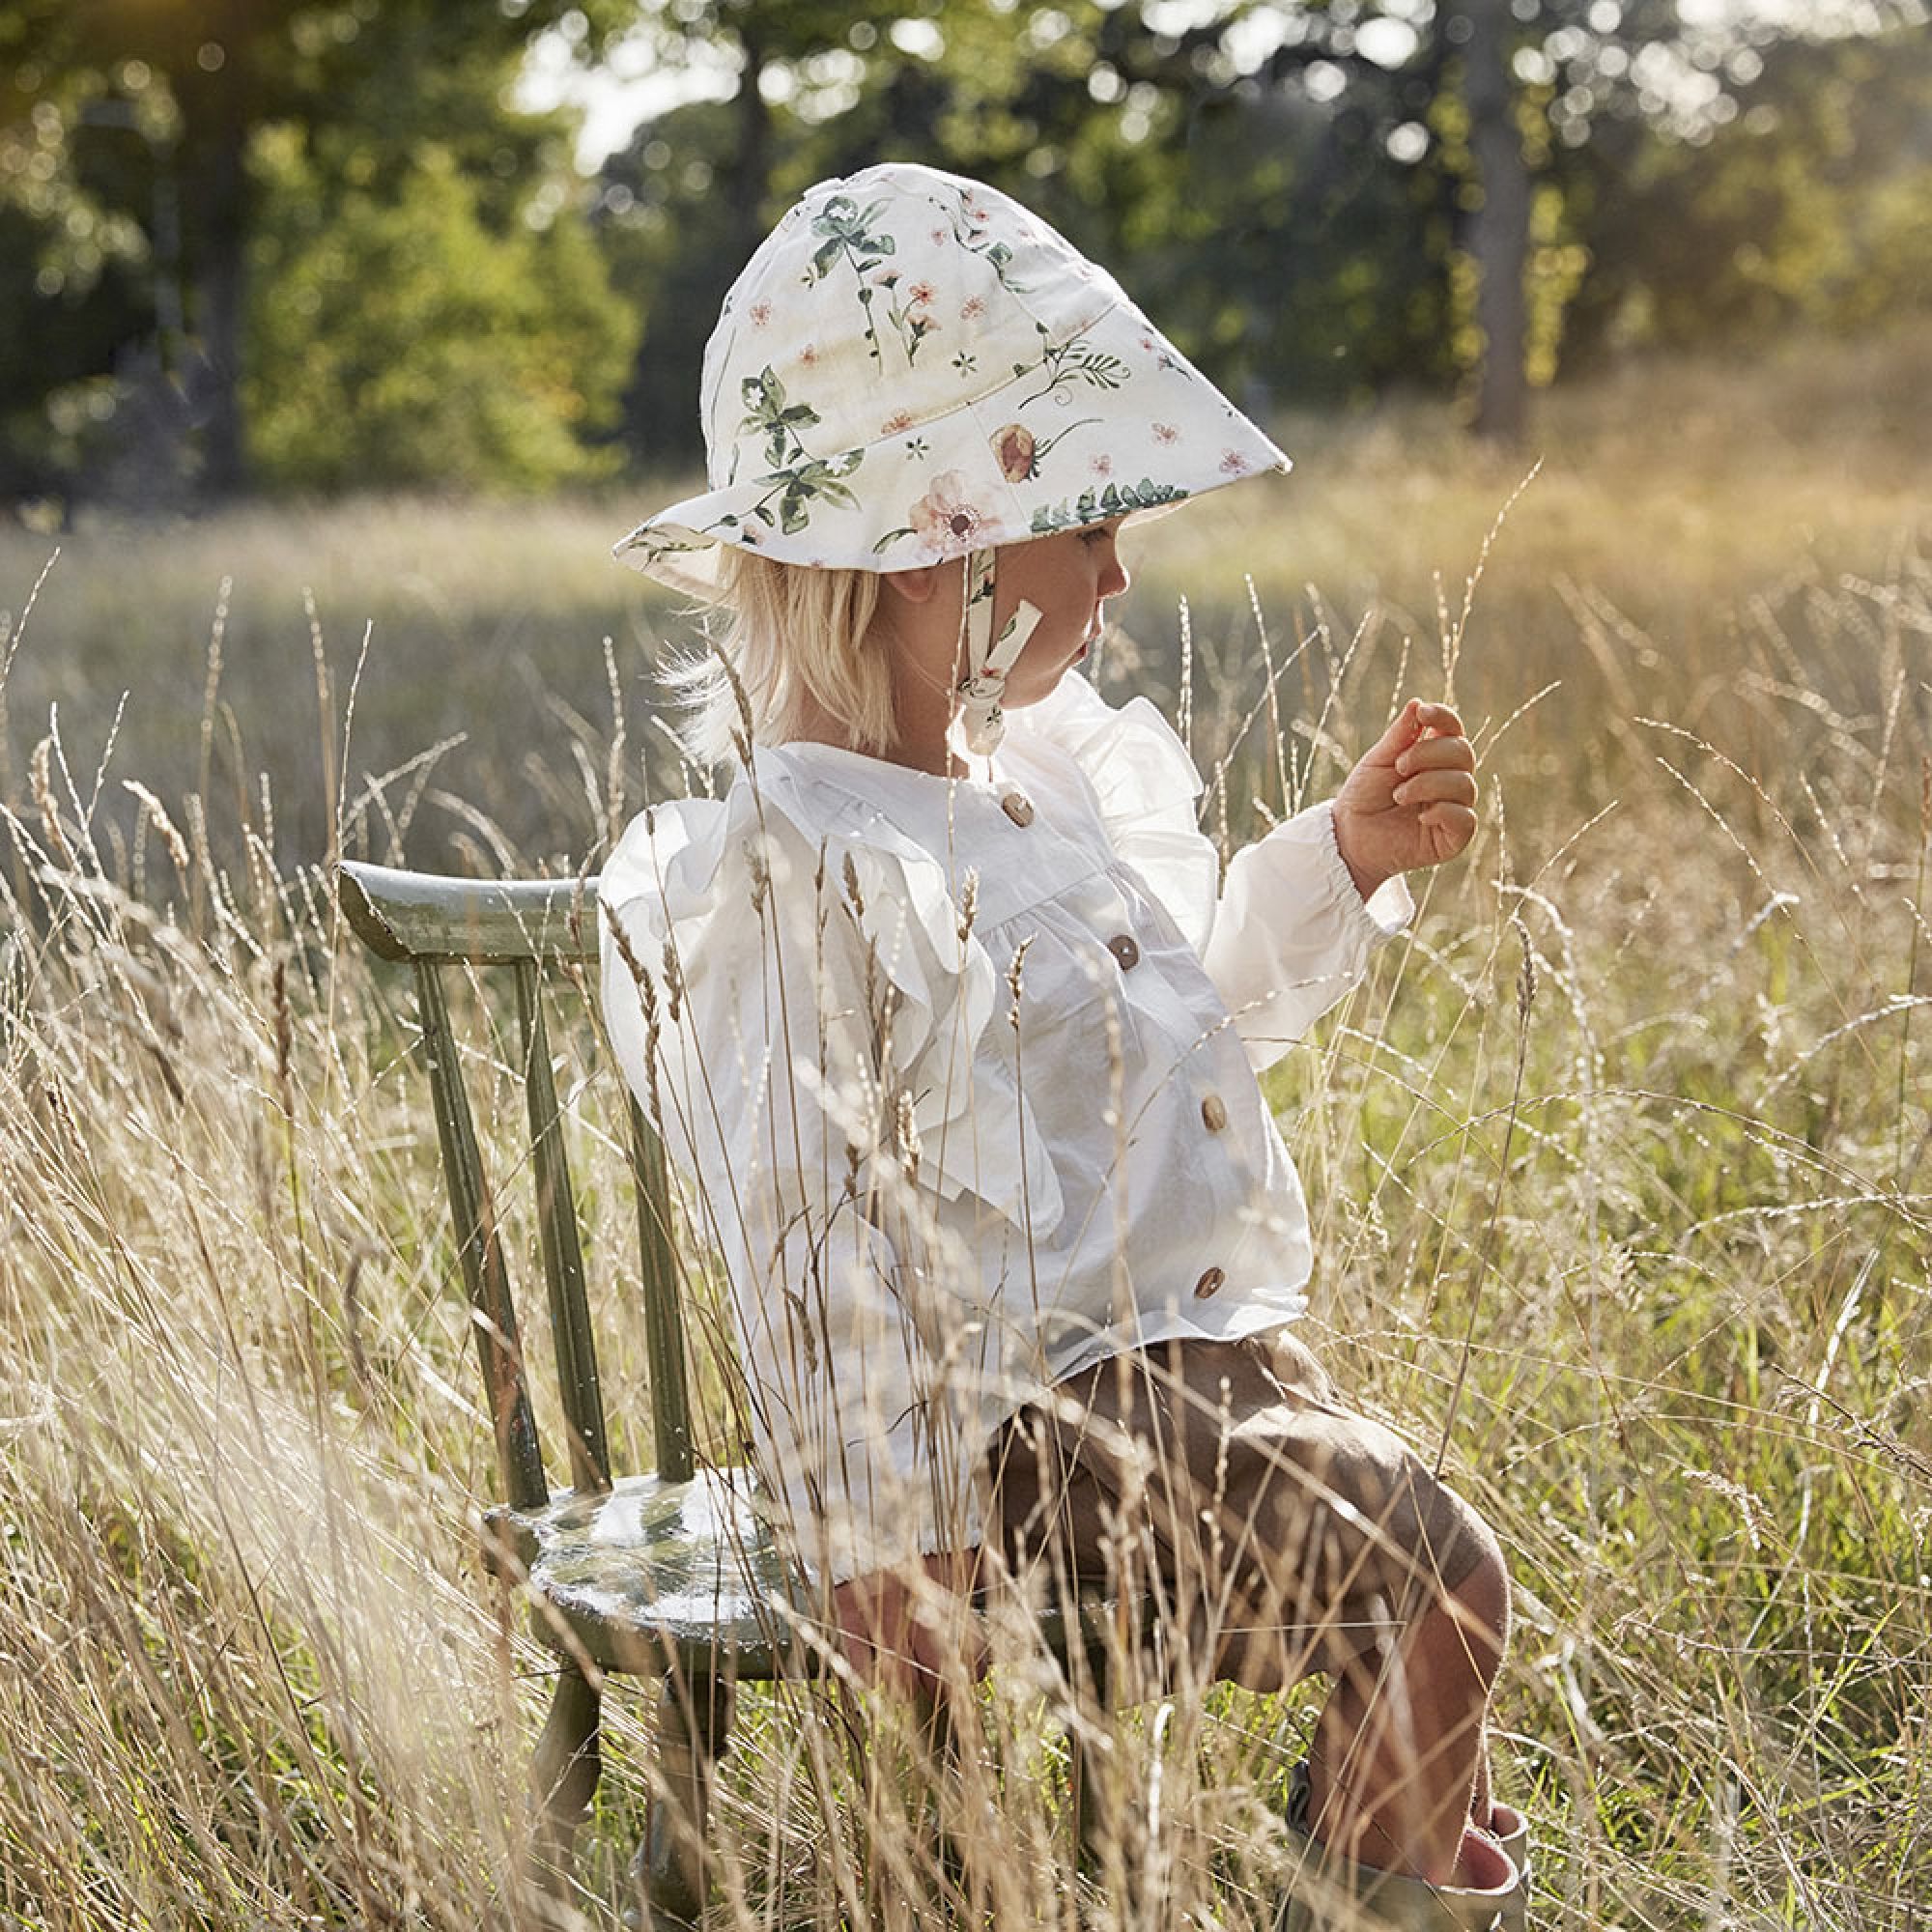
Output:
[{"xmin": 673, "ymin": 550, "xmax": 893, "ymax": 766}]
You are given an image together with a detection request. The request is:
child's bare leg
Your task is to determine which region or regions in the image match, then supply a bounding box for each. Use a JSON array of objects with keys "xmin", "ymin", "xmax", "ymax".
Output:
[{"xmin": 1308, "ymin": 1533, "xmax": 1510, "ymax": 1885}]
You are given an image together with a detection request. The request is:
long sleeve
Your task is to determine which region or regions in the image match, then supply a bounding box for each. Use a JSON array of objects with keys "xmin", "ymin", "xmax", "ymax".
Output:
[
  {"xmin": 1009, "ymin": 674, "xmax": 1412, "ymax": 1074},
  {"xmin": 1204, "ymin": 801, "xmax": 1413, "ymax": 1071}
]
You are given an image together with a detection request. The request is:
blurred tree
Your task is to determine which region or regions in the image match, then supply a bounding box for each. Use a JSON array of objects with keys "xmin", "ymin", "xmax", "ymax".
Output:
[
  {"xmin": 9, "ymin": 0, "xmax": 1922, "ymax": 502},
  {"xmin": 245, "ymin": 136, "xmax": 635, "ymax": 491},
  {"xmin": 595, "ymin": 1, "xmax": 1468, "ymax": 462},
  {"xmin": 1561, "ymin": 23, "xmax": 1932, "ymax": 360},
  {"xmin": 0, "ymin": 50, "xmax": 156, "ymax": 498},
  {"xmin": 590, "ymin": 0, "xmax": 909, "ymax": 468},
  {"xmin": 0, "ymin": 0, "xmax": 633, "ymax": 498},
  {"xmin": 1463, "ymin": 0, "xmax": 1530, "ymax": 441}
]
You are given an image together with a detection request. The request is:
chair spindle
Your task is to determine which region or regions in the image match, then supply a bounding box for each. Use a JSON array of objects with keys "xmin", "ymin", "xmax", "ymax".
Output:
[
  {"xmin": 413, "ymin": 956, "xmax": 548, "ymax": 1512},
  {"xmin": 516, "ymin": 961, "xmax": 611, "ymax": 1495}
]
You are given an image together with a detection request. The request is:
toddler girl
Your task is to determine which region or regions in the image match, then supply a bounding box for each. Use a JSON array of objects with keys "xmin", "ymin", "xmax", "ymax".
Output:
[{"xmin": 602, "ymin": 162, "xmax": 1523, "ymax": 1930}]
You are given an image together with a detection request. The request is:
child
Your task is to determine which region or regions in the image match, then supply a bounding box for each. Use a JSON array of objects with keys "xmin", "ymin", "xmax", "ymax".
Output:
[{"xmin": 601, "ymin": 162, "xmax": 1524, "ymax": 1929}]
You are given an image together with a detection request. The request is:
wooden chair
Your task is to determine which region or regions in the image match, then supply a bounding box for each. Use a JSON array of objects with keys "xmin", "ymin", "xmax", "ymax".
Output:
[
  {"xmin": 338, "ymin": 859, "xmax": 1129, "ymax": 1926},
  {"xmin": 338, "ymin": 859, "xmax": 816, "ymax": 1925}
]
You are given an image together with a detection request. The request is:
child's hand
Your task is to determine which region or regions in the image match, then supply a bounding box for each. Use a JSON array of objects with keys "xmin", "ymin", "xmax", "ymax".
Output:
[{"xmin": 1331, "ymin": 700, "xmax": 1478, "ymax": 900}]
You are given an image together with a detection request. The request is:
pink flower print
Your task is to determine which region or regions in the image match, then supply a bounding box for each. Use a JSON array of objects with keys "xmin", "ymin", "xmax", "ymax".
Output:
[
  {"xmin": 960, "ymin": 296, "xmax": 987, "ymax": 322},
  {"xmin": 1220, "ymin": 448, "xmax": 1249, "ymax": 475},
  {"xmin": 799, "ymin": 343, "xmax": 820, "ymax": 367},
  {"xmin": 1090, "ymin": 454, "xmax": 1114, "ymax": 478},
  {"xmin": 1153, "ymin": 423, "xmax": 1179, "ymax": 444},
  {"xmin": 930, "ymin": 227, "xmax": 949, "ymax": 244},
  {"xmin": 881, "ymin": 410, "xmax": 918, "ymax": 436},
  {"xmin": 751, "ymin": 300, "xmax": 774, "ymax": 327},
  {"xmin": 992, "ymin": 422, "xmax": 1037, "ymax": 483},
  {"xmin": 907, "ymin": 471, "xmax": 996, "ymax": 555},
  {"xmin": 909, "ymin": 281, "xmax": 937, "ymax": 308}
]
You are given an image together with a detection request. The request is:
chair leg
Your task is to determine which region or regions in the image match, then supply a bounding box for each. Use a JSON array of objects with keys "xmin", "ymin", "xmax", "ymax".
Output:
[
  {"xmin": 635, "ymin": 1668, "xmax": 733, "ymax": 1929},
  {"xmin": 529, "ymin": 1662, "xmax": 602, "ymax": 1915}
]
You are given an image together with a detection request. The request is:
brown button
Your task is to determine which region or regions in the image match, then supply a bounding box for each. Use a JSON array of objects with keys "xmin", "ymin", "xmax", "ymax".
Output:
[
  {"xmin": 1200, "ymin": 1094, "xmax": 1229, "ymax": 1133},
  {"xmin": 1106, "ymin": 932, "xmax": 1141, "ymax": 971},
  {"xmin": 1000, "ymin": 792, "xmax": 1035, "ymax": 827},
  {"xmin": 1193, "ymin": 1265, "xmax": 1226, "ymax": 1300}
]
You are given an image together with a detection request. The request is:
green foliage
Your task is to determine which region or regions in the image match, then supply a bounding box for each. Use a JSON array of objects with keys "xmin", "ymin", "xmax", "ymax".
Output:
[
  {"xmin": 0, "ymin": 0, "xmax": 641, "ymax": 498},
  {"xmin": 244, "ymin": 138, "xmax": 637, "ymax": 491},
  {"xmin": 0, "ymin": 54, "xmax": 171, "ymax": 493},
  {"xmin": 1564, "ymin": 26, "xmax": 1932, "ymax": 361},
  {"xmin": 8, "ymin": 0, "xmax": 1932, "ymax": 497}
]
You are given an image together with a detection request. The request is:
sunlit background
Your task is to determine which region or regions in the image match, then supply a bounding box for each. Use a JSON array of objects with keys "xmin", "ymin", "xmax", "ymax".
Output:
[
  {"xmin": 7, "ymin": 0, "xmax": 1926, "ymax": 871},
  {"xmin": 7, "ymin": 0, "xmax": 1926, "ymax": 506}
]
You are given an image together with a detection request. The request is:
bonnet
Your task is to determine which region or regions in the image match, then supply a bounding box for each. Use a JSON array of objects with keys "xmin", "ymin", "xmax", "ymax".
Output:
[{"xmin": 613, "ymin": 162, "xmax": 1289, "ymax": 753}]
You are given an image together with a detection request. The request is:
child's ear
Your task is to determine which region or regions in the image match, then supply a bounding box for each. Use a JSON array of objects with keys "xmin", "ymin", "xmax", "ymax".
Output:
[{"xmin": 881, "ymin": 564, "xmax": 941, "ymax": 606}]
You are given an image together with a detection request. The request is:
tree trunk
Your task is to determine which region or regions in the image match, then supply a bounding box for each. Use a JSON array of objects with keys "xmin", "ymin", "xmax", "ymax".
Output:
[
  {"xmin": 1464, "ymin": 0, "xmax": 1530, "ymax": 443},
  {"xmin": 734, "ymin": 20, "xmax": 772, "ymax": 270},
  {"xmin": 182, "ymin": 2, "xmax": 258, "ymax": 497},
  {"xmin": 195, "ymin": 130, "xmax": 249, "ymax": 497}
]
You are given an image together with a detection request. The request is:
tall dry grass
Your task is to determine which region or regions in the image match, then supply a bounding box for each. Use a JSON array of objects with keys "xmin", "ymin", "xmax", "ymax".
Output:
[{"xmin": 1, "ymin": 329, "xmax": 1927, "ymax": 1927}]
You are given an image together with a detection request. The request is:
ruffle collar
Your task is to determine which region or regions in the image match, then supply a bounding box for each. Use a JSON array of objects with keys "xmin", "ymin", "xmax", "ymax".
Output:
[
  {"xmin": 1003, "ymin": 671, "xmax": 1220, "ymax": 950},
  {"xmin": 602, "ymin": 755, "xmax": 1064, "ymax": 1238}
]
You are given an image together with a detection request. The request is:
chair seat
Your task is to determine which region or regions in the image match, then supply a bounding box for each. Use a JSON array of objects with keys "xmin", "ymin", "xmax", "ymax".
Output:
[{"xmin": 484, "ymin": 1468, "xmax": 816, "ymax": 1680}]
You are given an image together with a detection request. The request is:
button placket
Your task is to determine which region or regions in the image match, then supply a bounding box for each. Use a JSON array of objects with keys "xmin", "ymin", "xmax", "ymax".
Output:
[{"xmin": 1106, "ymin": 932, "xmax": 1141, "ymax": 972}]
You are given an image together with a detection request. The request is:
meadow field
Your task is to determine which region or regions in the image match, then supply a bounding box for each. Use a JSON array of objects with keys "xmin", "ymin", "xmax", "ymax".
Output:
[{"xmin": 1, "ymin": 323, "xmax": 1927, "ymax": 1929}]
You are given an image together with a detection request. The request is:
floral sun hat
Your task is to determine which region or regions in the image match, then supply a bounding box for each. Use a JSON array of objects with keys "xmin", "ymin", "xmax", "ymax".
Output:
[
  {"xmin": 614, "ymin": 161, "xmax": 1289, "ymax": 592},
  {"xmin": 613, "ymin": 162, "xmax": 1289, "ymax": 752}
]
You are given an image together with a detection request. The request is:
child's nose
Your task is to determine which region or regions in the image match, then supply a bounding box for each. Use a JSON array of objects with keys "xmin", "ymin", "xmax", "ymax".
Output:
[{"xmin": 1099, "ymin": 539, "xmax": 1130, "ymax": 598}]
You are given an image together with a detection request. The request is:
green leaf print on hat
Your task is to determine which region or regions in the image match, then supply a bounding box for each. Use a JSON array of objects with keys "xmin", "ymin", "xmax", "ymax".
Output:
[
  {"xmin": 1029, "ymin": 479, "xmax": 1189, "ymax": 535},
  {"xmin": 1012, "ymin": 330, "xmax": 1130, "ymax": 409},
  {"xmin": 740, "ymin": 367, "xmax": 822, "ymax": 470},
  {"xmin": 713, "ymin": 451, "xmax": 866, "ymax": 542},
  {"xmin": 804, "ymin": 195, "xmax": 923, "ymax": 365},
  {"xmin": 809, "ymin": 195, "xmax": 896, "ymax": 280}
]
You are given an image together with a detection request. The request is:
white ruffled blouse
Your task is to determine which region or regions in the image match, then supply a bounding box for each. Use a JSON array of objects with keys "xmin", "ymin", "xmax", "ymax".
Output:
[{"xmin": 600, "ymin": 672, "xmax": 1410, "ymax": 1581}]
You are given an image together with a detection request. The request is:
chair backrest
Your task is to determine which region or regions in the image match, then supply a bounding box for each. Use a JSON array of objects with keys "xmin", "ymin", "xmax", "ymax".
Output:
[{"xmin": 337, "ymin": 860, "xmax": 694, "ymax": 1510}]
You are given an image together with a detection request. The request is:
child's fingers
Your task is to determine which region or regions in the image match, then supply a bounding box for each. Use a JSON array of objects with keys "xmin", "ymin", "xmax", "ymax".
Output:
[
  {"xmin": 1420, "ymin": 802, "xmax": 1479, "ymax": 848},
  {"xmin": 1396, "ymin": 732, "xmax": 1475, "ymax": 778},
  {"xmin": 1408, "ymin": 701, "xmax": 1466, "ymax": 741},
  {"xmin": 1362, "ymin": 699, "xmax": 1425, "ymax": 761},
  {"xmin": 1367, "ymin": 699, "xmax": 1467, "ymax": 766},
  {"xmin": 1393, "ymin": 768, "xmax": 1478, "ymax": 810}
]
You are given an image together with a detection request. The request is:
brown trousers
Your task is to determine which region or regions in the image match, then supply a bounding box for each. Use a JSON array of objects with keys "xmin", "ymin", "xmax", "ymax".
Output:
[{"xmin": 986, "ymin": 1329, "xmax": 1488, "ymax": 1688}]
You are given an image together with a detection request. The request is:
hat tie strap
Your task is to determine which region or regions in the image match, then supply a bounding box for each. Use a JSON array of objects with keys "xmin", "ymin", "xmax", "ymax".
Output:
[{"xmin": 957, "ymin": 547, "xmax": 1041, "ymax": 757}]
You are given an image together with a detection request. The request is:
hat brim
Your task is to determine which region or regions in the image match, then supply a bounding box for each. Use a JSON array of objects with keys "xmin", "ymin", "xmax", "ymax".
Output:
[{"xmin": 613, "ymin": 295, "xmax": 1289, "ymax": 599}]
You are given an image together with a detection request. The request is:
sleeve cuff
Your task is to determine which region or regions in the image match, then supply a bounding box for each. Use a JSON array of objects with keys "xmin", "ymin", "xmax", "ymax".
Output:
[{"xmin": 1312, "ymin": 800, "xmax": 1414, "ymax": 944}]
